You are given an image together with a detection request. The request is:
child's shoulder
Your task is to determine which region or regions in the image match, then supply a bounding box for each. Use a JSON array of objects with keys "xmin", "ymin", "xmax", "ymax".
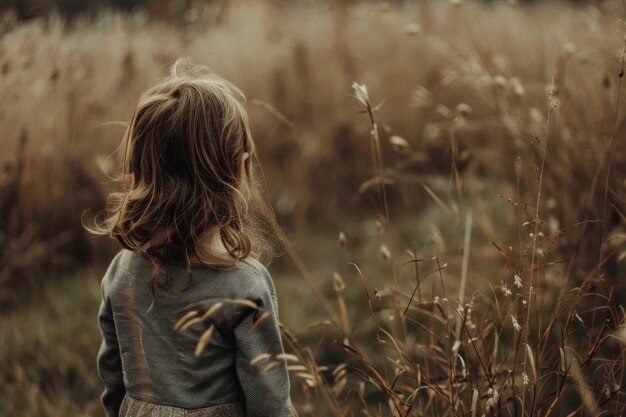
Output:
[
  {"xmin": 233, "ymin": 257, "xmax": 279, "ymax": 313},
  {"xmin": 100, "ymin": 249, "xmax": 130, "ymax": 291},
  {"xmin": 236, "ymin": 257, "xmax": 274, "ymax": 290},
  {"xmin": 100, "ymin": 250, "xmax": 275, "ymax": 302},
  {"xmin": 238, "ymin": 257, "xmax": 269, "ymax": 277}
]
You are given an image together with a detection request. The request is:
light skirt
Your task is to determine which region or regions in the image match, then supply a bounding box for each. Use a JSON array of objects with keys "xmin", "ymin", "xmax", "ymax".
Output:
[{"xmin": 119, "ymin": 395, "xmax": 246, "ymax": 417}]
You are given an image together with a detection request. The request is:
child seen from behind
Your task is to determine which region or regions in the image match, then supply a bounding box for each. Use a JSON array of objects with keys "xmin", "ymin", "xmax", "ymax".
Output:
[{"xmin": 93, "ymin": 59, "xmax": 294, "ymax": 417}]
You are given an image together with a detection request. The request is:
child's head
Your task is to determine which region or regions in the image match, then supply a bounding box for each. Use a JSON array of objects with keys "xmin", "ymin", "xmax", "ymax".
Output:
[{"xmin": 97, "ymin": 58, "xmax": 273, "ymax": 270}]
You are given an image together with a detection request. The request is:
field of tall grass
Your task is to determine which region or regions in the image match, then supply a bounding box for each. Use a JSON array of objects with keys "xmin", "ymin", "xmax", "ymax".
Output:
[{"xmin": 1, "ymin": 0, "xmax": 626, "ymax": 416}]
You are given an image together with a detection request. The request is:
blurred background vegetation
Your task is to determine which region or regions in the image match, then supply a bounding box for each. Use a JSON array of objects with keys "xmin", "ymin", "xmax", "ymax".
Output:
[
  {"xmin": 1, "ymin": 0, "xmax": 626, "ymax": 416},
  {"xmin": 0, "ymin": 0, "xmax": 614, "ymax": 22}
]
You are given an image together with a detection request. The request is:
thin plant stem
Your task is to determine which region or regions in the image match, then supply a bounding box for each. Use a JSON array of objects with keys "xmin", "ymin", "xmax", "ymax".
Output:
[{"xmin": 521, "ymin": 77, "xmax": 556, "ymax": 417}]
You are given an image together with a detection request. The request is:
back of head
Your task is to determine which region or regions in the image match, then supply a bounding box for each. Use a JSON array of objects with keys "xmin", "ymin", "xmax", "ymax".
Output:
[{"xmin": 95, "ymin": 58, "xmax": 273, "ymax": 278}]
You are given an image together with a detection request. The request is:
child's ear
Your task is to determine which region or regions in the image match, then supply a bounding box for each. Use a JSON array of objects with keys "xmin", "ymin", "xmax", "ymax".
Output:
[{"xmin": 237, "ymin": 152, "xmax": 250, "ymax": 183}]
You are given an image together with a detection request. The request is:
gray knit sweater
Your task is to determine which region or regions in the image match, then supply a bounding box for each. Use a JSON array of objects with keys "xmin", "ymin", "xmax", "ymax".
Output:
[{"xmin": 97, "ymin": 249, "xmax": 293, "ymax": 417}]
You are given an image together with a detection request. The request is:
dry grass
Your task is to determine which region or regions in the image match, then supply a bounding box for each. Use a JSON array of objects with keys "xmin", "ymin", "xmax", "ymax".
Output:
[{"xmin": 1, "ymin": 0, "xmax": 626, "ymax": 416}]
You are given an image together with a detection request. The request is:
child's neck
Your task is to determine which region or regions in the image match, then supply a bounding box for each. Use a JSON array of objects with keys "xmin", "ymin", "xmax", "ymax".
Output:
[
  {"xmin": 147, "ymin": 229, "xmax": 235, "ymax": 264},
  {"xmin": 198, "ymin": 231, "xmax": 230, "ymax": 259},
  {"xmin": 191, "ymin": 229, "xmax": 242, "ymax": 265}
]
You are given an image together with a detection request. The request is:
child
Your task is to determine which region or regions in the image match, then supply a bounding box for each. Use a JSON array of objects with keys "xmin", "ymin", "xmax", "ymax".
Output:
[{"xmin": 93, "ymin": 59, "xmax": 293, "ymax": 417}]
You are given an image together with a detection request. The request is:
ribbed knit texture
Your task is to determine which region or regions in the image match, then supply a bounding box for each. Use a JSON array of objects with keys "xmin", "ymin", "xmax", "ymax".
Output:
[{"xmin": 97, "ymin": 249, "xmax": 293, "ymax": 417}]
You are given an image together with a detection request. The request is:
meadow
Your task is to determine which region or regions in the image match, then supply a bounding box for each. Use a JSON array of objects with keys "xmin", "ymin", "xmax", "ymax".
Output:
[{"xmin": 1, "ymin": 0, "xmax": 626, "ymax": 416}]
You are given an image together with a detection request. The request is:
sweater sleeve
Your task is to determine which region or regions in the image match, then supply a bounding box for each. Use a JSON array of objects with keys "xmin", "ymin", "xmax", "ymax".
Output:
[
  {"xmin": 96, "ymin": 275, "xmax": 126, "ymax": 417},
  {"xmin": 233, "ymin": 266, "xmax": 294, "ymax": 417}
]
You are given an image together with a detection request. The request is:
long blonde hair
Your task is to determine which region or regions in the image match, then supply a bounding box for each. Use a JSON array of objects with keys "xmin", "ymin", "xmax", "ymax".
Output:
[{"xmin": 93, "ymin": 58, "xmax": 274, "ymax": 294}]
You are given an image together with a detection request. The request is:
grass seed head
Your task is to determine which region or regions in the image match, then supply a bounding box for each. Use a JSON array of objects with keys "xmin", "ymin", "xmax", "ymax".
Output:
[
  {"xmin": 493, "ymin": 75, "xmax": 508, "ymax": 89},
  {"xmin": 276, "ymin": 353, "xmax": 299, "ymax": 362},
  {"xmin": 173, "ymin": 310, "xmax": 198, "ymax": 332},
  {"xmin": 333, "ymin": 272, "xmax": 346, "ymax": 292},
  {"xmin": 380, "ymin": 245, "xmax": 391, "ymax": 261},
  {"xmin": 352, "ymin": 82, "xmax": 370, "ymax": 108},
  {"xmin": 250, "ymin": 353, "xmax": 271, "ymax": 366},
  {"xmin": 194, "ymin": 324, "xmax": 215, "ymax": 357},
  {"xmin": 455, "ymin": 103, "xmax": 472, "ymax": 118},
  {"xmin": 404, "ymin": 23, "xmax": 421, "ymax": 36},
  {"xmin": 262, "ymin": 361, "xmax": 280, "ymax": 373},
  {"xmin": 248, "ymin": 310, "xmax": 271, "ymax": 335},
  {"xmin": 510, "ymin": 77, "xmax": 525, "ymax": 96},
  {"xmin": 337, "ymin": 231, "xmax": 346, "ymax": 248},
  {"xmin": 200, "ymin": 302, "xmax": 223, "ymax": 321},
  {"xmin": 389, "ymin": 135, "xmax": 410, "ymax": 153}
]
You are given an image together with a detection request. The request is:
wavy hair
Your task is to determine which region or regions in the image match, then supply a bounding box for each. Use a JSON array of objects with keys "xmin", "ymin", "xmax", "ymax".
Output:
[{"xmin": 92, "ymin": 58, "xmax": 274, "ymax": 298}]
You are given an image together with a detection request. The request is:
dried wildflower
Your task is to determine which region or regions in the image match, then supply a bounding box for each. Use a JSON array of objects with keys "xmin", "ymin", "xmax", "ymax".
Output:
[
  {"xmin": 333, "ymin": 272, "xmax": 346, "ymax": 292},
  {"xmin": 389, "ymin": 135, "xmax": 410, "ymax": 153},
  {"xmin": 404, "ymin": 23, "xmax": 421, "ymax": 36},
  {"xmin": 375, "ymin": 287, "xmax": 391, "ymax": 299},
  {"xmin": 423, "ymin": 123, "xmax": 441, "ymax": 142},
  {"xmin": 250, "ymin": 353, "xmax": 271, "ymax": 366},
  {"xmin": 201, "ymin": 302, "xmax": 223, "ymax": 321},
  {"xmin": 441, "ymin": 68, "xmax": 460, "ymax": 86},
  {"xmin": 511, "ymin": 315, "xmax": 522, "ymax": 332},
  {"xmin": 179, "ymin": 317, "xmax": 204, "ymax": 332},
  {"xmin": 510, "ymin": 77, "xmax": 525, "ymax": 96},
  {"xmin": 296, "ymin": 372, "xmax": 317, "ymax": 387},
  {"xmin": 276, "ymin": 353, "xmax": 299, "ymax": 362},
  {"xmin": 456, "ymin": 103, "xmax": 472, "ymax": 118},
  {"xmin": 502, "ymin": 286, "xmax": 512, "ymax": 297},
  {"xmin": 522, "ymin": 372, "xmax": 530, "ymax": 385},
  {"xmin": 352, "ymin": 82, "xmax": 370, "ymax": 108},
  {"xmin": 337, "ymin": 231, "xmax": 347, "ymax": 248},
  {"xmin": 564, "ymin": 42, "xmax": 576, "ymax": 55},
  {"xmin": 173, "ymin": 310, "xmax": 198, "ymax": 331},
  {"xmin": 380, "ymin": 245, "xmax": 391, "ymax": 261},
  {"xmin": 411, "ymin": 86, "xmax": 433, "ymax": 108},
  {"xmin": 262, "ymin": 361, "xmax": 279, "ymax": 373},
  {"xmin": 307, "ymin": 320, "xmax": 333, "ymax": 330},
  {"xmin": 229, "ymin": 299, "xmax": 259, "ymax": 309},
  {"xmin": 436, "ymin": 104, "xmax": 454, "ymax": 118},
  {"xmin": 248, "ymin": 311, "xmax": 271, "ymax": 335},
  {"xmin": 514, "ymin": 274, "xmax": 523, "ymax": 288},
  {"xmin": 331, "ymin": 377, "xmax": 347, "ymax": 396},
  {"xmin": 493, "ymin": 54, "xmax": 507, "ymax": 70},
  {"xmin": 195, "ymin": 325, "xmax": 215, "ymax": 357},
  {"xmin": 485, "ymin": 388, "xmax": 499, "ymax": 409},
  {"xmin": 525, "ymin": 344, "xmax": 537, "ymax": 383},
  {"xmin": 574, "ymin": 311, "xmax": 584, "ymax": 325},
  {"xmin": 333, "ymin": 363, "xmax": 348, "ymax": 378},
  {"xmin": 493, "ymin": 75, "xmax": 508, "ymax": 89},
  {"xmin": 548, "ymin": 216, "xmax": 559, "ymax": 233},
  {"xmin": 465, "ymin": 295, "xmax": 478, "ymax": 330},
  {"xmin": 548, "ymin": 97, "xmax": 560, "ymax": 111},
  {"xmin": 529, "ymin": 107, "xmax": 544, "ymax": 124}
]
